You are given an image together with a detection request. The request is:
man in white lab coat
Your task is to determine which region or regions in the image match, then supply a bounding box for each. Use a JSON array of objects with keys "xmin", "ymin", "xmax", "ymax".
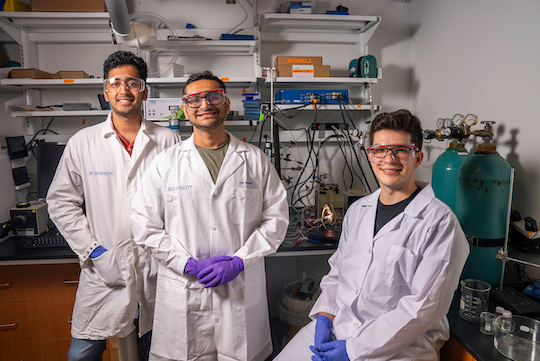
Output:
[
  {"xmin": 275, "ymin": 109, "xmax": 469, "ymax": 361},
  {"xmin": 47, "ymin": 51, "xmax": 180, "ymax": 361},
  {"xmin": 131, "ymin": 71, "xmax": 289, "ymax": 361}
]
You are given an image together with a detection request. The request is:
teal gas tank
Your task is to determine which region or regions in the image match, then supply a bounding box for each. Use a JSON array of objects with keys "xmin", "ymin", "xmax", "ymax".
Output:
[
  {"xmin": 432, "ymin": 141, "xmax": 469, "ymax": 212},
  {"xmin": 455, "ymin": 143, "xmax": 512, "ymax": 285}
]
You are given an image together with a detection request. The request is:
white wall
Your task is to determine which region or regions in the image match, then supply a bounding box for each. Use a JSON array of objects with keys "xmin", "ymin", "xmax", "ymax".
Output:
[{"xmin": 410, "ymin": 0, "xmax": 540, "ymax": 277}]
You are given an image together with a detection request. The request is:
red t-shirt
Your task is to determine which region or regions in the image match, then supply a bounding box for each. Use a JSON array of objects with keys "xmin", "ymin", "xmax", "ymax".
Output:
[{"xmin": 114, "ymin": 127, "xmax": 135, "ymax": 156}]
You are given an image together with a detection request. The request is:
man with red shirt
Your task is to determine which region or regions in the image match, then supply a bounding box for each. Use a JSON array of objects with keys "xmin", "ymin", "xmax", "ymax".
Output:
[{"xmin": 47, "ymin": 51, "xmax": 180, "ymax": 361}]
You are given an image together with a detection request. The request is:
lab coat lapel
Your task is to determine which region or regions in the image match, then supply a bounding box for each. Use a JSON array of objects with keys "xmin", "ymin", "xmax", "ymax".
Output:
[
  {"xmin": 214, "ymin": 134, "xmax": 245, "ymax": 188},
  {"xmin": 183, "ymin": 136, "xmax": 215, "ymax": 186}
]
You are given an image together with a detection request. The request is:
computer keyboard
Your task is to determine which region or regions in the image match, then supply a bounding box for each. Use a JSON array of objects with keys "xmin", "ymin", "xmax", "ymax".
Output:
[
  {"xmin": 491, "ymin": 286, "xmax": 540, "ymax": 315},
  {"xmin": 23, "ymin": 236, "xmax": 68, "ymax": 249}
]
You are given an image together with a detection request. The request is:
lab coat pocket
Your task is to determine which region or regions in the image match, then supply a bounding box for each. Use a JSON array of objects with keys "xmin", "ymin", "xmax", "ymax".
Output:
[
  {"xmin": 92, "ymin": 250, "xmax": 126, "ymax": 286},
  {"xmin": 229, "ymin": 187, "xmax": 262, "ymax": 224},
  {"xmin": 383, "ymin": 245, "xmax": 418, "ymax": 288}
]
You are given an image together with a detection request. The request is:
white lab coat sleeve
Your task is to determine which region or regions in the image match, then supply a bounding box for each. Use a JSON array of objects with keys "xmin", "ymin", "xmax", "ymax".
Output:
[
  {"xmin": 131, "ymin": 155, "xmax": 191, "ymax": 275},
  {"xmin": 308, "ymin": 215, "xmax": 348, "ymax": 319},
  {"xmin": 46, "ymin": 141, "xmax": 100, "ymax": 263},
  {"xmin": 233, "ymin": 155, "xmax": 289, "ymax": 268},
  {"xmin": 346, "ymin": 213, "xmax": 469, "ymax": 361}
]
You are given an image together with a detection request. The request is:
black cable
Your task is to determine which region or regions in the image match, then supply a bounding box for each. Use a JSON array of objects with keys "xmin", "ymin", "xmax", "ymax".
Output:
[{"xmin": 332, "ymin": 129, "xmax": 354, "ymax": 189}]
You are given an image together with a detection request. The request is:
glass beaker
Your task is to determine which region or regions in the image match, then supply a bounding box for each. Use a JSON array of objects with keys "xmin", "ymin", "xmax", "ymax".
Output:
[
  {"xmin": 459, "ymin": 279, "xmax": 491, "ymax": 322},
  {"xmin": 480, "ymin": 311, "xmax": 496, "ymax": 335}
]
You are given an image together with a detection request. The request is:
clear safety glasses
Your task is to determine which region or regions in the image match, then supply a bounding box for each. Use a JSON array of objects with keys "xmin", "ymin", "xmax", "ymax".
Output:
[
  {"xmin": 103, "ymin": 77, "xmax": 146, "ymax": 93},
  {"xmin": 182, "ymin": 89, "xmax": 227, "ymax": 109},
  {"xmin": 366, "ymin": 143, "xmax": 419, "ymax": 164}
]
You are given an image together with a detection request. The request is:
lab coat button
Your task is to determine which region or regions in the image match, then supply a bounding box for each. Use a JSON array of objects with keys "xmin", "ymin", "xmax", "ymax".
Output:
[
  {"xmin": 215, "ymin": 318, "xmax": 219, "ymax": 323},
  {"xmin": 353, "ymin": 322, "xmax": 359, "ymax": 327},
  {"xmin": 355, "ymin": 289, "xmax": 359, "ymax": 295},
  {"xmin": 211, "ymin": 227, "xmax": 216, "ymax": 231}
]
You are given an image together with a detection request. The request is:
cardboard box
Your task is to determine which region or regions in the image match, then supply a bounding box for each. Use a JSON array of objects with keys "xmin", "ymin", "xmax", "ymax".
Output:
[
  {"xmin": 54, "ymin": 71, "xmax": 91, "ymax": 79},
  {"xmin": 276, "ymin": 64, "xmax": 330, "ymax": 77},
  {"xmin": 274, "ymin": 56, "xmax": 323, "ymax": 67},
  {"xmin": 8, "ymin": 68, "xmax": 57, "ymax": 79},
  {"xmin": 31, "ymin": 0, "xmax": 107, "ymax": 12}
]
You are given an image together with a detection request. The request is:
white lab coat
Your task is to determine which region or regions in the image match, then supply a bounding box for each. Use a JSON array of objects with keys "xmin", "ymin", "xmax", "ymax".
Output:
[
  {"xmin": 276, "ymin": 183, "xmax": 469, "ymax": 361},
  {"xmin": 47, "ymin": 114, "xmax": 180, "ymax": 340},
  {"xmin": 131, "ymin": 133, "xmax": 289, "ymax": 361}
]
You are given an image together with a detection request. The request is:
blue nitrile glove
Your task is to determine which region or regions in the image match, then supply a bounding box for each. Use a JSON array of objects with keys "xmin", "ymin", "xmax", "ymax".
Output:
[
  {"xmin": 314, "ymin": 315, "xmax": 333, "ymax": 348},
  {"xmin": 184, "ymin": 256, "xmax": 232, "ymax": 277},
  {"xmin": 197, "ymin": 256, "xmax": 244, "ymax": 288},
  {"xmin": 310, "ymin": 340, "xmax": 350, "ymax": 361},
  {"xmin": 90, "ymin": 245, "xmax": 107, "ymax": 259}
]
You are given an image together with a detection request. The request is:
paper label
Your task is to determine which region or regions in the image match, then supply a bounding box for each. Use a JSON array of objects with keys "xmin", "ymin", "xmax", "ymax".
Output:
[{"xmin": 288, "ymin": 59, "xmax": 312, "ymax": 63}]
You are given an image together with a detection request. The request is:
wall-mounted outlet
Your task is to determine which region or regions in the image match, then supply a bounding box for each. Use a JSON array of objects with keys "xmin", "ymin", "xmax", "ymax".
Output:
[{"xmin": 226, "ymin": 0, "xmax": 236, "ymax": 4}]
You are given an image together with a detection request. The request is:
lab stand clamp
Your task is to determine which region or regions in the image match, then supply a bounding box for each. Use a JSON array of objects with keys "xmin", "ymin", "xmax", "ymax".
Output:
[{"xmin": 422, "ymin": 114, "xmax": 495, "ymax": 144}]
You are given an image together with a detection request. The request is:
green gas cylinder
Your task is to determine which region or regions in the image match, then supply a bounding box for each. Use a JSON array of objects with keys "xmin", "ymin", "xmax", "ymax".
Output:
[
  {"xmin": 432, "ymin": 141, "xmax": 469, "ymax": 212},
  {"xmin": 455, "ymin": 143, "xmax": 512, "ymax": 285}
]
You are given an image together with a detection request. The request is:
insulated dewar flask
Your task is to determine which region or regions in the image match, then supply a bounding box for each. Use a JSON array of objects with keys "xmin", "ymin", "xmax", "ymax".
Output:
[{"xmin": 455, "ymin": 143, "xmax": 512, "ymax": 285}]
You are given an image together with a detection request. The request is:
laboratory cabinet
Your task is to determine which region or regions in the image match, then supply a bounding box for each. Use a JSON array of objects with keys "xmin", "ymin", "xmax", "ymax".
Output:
[{"xmin": 0, "ymin": 262, "xmax": 115, "ymax": 361}]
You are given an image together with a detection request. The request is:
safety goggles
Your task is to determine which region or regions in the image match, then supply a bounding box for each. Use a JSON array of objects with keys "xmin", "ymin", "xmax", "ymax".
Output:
[
  {"xmin": 366, "ymin": 143, "xmax": 419, "ymax": 164},
  {"xmin": 103, "ymin": 76, "xmax": 146, "ymax": 93},
  {"xmin": 182, "ymin": 89, "xmax": 227, "ymax": 109}
]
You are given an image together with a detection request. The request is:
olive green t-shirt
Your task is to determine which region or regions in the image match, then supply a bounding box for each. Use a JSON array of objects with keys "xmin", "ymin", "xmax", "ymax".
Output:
[{"xmin": 195, "ymin": 136, "xmax": 230, "ymax": 184}]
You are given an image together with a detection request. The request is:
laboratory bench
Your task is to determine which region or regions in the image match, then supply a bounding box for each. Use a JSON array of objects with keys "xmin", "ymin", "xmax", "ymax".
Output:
[
  {"xmin": 443, "ymin": 289, "xmax": 540, "ymax": 361},
  {"xmin": 3, "ymin": 231, "xmax": 522, "ymax": 361}
]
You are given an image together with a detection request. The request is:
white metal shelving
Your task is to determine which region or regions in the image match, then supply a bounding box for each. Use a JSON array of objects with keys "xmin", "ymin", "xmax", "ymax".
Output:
[
  {"xmin": 274, "ymin": 104, "xmax": 381, "ymax": 112},
  {"xmin": 8, "ymin": 110, "xmax": 109, "ymax": 117}
]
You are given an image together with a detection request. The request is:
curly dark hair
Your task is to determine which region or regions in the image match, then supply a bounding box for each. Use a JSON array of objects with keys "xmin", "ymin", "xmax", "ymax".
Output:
[
  {"xmin": 369, "ymin": 109, "xmax": 423, "ymax": 150},
  {"xmin": 183, "ymin": 71, "xmax": 226, "ymax": 94},
  {"xmin": 103, "ymin": 51, "xmax": 148, "ymax": 81}
]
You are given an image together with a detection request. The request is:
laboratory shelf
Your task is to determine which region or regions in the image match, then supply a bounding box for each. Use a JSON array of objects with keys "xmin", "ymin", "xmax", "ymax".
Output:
[
  {"xmin": 155, "ymin": 38, "xmax": 257, "ymax": 56},
  {"xmin": 147, "ymin": 76, "xmax": 258, "ymax": 88},
  {"xmin": 259, "ymin": 13, "xmax": 381, "ymax": 44},
  {"xmin": 1, "ymin": 78, "xmax": 103, "ymax": 89},
  {"xmin": 273, "ymin": 104, "xmax": 380, "ymax": 111},
  {"xmin": 8, "ymin": 110, "xmax": 109, "ymax": 117},
  {"xmin": 260, "ymin": 13, "xmax": 381, "ymax": 33},
  {"xmin": 0, "ymin": 11, "xmax": 110, "ymax": 30},
  {"xmin": 0, "ymin": 77, "xmax": 259, "ymax": 89},
  {"xmin": 266, "ymin": 76, "xmax": 379, "ymax": 87}
]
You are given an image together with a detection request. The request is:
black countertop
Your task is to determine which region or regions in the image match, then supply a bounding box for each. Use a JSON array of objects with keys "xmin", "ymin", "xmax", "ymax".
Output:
[
  {"xmin": 0, "ymin": 228, "xmax": 76, "ymax": 262},
  {"xmin": 448, "ymin": 289, "xmax": 540, "ymax": 361}
]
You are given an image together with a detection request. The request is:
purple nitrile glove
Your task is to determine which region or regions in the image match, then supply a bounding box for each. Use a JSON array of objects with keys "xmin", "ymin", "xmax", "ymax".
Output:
[
  {"xmin": 90, "ymin": 245, "xmax": 107, "ymax": 259},
  {"xmin": 184, "ymin": 256, "xmax": 232, "ymax": 277},
  {"xmin": 310, "ymin": 340, "xmax": 350, "ymax": 361},
  {"xmin": 197, "ymin": 256, "xmax": 244, "ymax": 288},
  {"xmin": 314, "ymin": 315, "xmax": 333, "ymax": 348}
]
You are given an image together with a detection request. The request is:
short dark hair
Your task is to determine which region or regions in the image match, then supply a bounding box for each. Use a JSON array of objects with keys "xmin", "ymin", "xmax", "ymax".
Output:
[
  {"xmin": 369, "ymin": 109, "xmax": 423, "ymax": 150},
  {"xmin": 103, "ymin": 51, "xmax": 148, "ymax": 81},
  {"xmin": 183, "ymin": 71, "xmax": 226, "ymax": 94}
]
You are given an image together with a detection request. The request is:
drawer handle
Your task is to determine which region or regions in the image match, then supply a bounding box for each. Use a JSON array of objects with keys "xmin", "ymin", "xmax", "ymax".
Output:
[
  {"xmin": 68, "ymin": 318, "xmax": 72, "ymax": 324},
  {"xmin": 0, "ymin": 320, "xmax": 19, "ymax": 330},
  {"xmin": 0, "ymin": 281, "xmax": 13, "ymax": 288},
  {"xmin": 63, "ymin": 280, "xmax": 79, "ymax": 285}
]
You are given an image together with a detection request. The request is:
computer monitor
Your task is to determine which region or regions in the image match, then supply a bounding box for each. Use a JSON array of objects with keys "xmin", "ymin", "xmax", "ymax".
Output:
[{"xmin": 36, "ymin": 141, "xmax": 66, "ymax": 199}]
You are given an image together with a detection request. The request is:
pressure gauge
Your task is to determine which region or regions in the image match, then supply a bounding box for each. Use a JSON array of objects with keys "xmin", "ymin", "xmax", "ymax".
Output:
[
  {"xmin": 444, "ymin": 118, "xmax": 453, "ymax": 128},
  {"xmin": 436, "ymin": 118, "xmax": 445, "ymax": 129},
  {"xmin": 453, "ymin": 114, "xmax": 465, "ymax": 126},
  {"xmin": 465, "ymin": 114, "xmax": 478, "ymax": 126}
]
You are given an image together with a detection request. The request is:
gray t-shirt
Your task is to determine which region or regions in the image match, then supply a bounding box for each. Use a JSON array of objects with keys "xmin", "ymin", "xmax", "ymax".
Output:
[{"xmin": 195, "ymin": 136, "xmax": 230, "ymax": 183}]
